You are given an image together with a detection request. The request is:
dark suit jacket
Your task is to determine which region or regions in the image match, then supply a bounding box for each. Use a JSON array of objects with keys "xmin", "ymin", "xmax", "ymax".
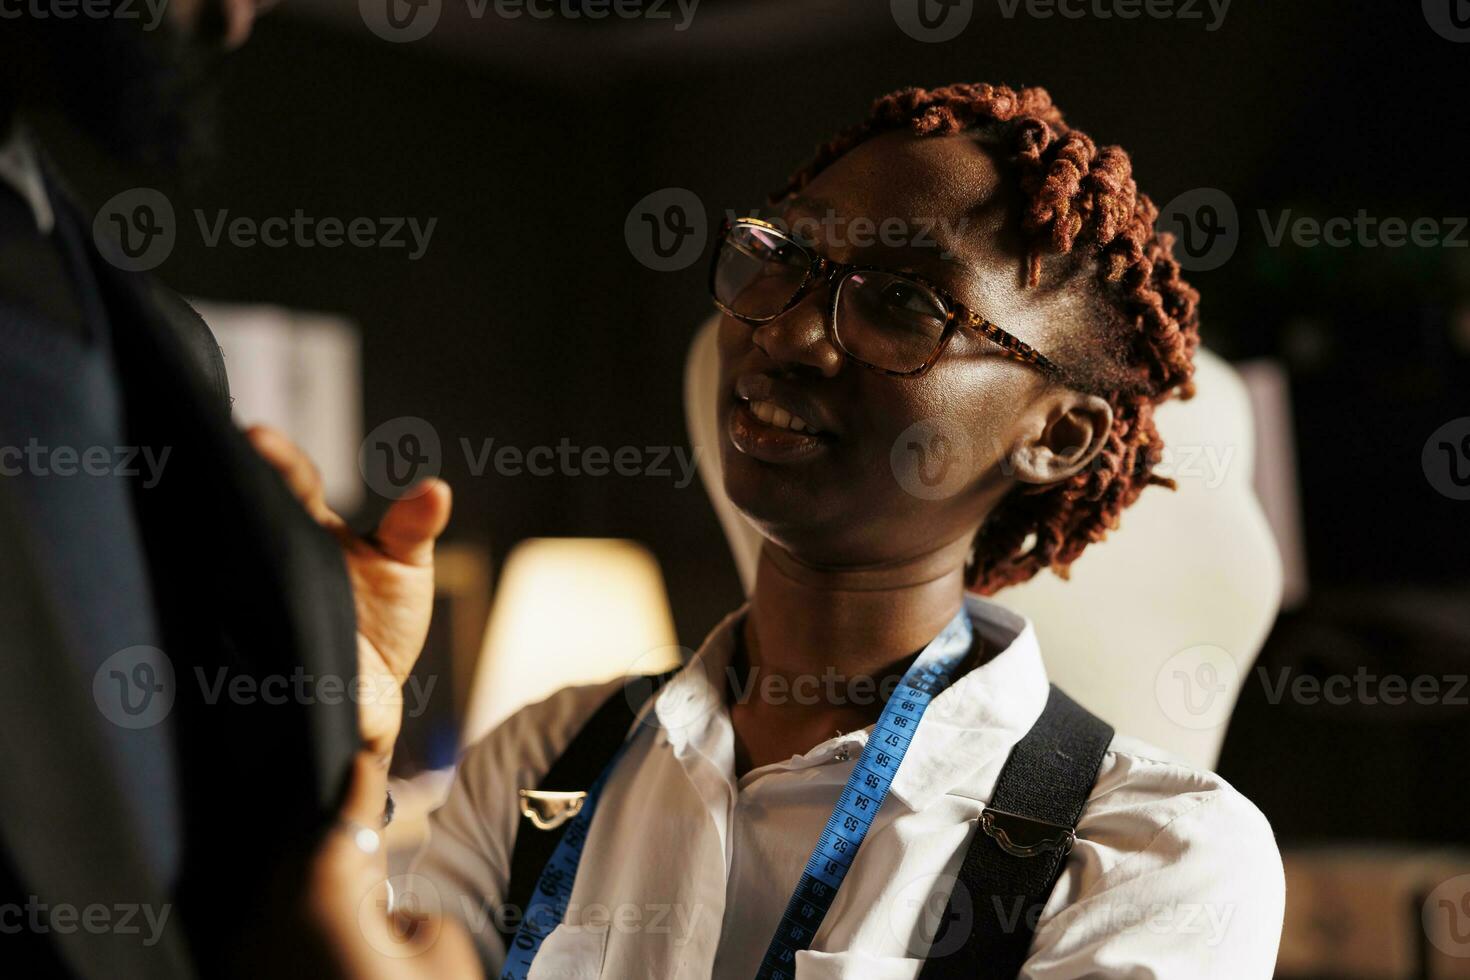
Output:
[{"xmin": 0, "ymin": 158, "xmax": 359, "ymax": 978}]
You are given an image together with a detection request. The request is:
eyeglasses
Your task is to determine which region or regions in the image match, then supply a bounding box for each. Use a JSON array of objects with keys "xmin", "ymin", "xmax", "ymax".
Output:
[{"xmin": 709, "ymin": 217, "xmax": 1063, "ymax": 380}]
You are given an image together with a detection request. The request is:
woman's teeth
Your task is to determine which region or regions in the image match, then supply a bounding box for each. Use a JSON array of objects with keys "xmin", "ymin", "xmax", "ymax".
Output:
[{"xmin": 748, "ymin": 399, "xmax": 813, "ymax": 433}]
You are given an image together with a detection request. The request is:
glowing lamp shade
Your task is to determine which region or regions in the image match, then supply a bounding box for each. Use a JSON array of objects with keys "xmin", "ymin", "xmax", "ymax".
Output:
[{"xmin": 460, "ymin": 538, "xmax": 681, "ymax": 748}]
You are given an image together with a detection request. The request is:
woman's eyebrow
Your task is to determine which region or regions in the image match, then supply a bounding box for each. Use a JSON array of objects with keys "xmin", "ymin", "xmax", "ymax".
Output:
[
  {"xmin": 770, "ymin": 195, "xmax": 999, "ymax": 302},
  {"xmin": 777, "ymin": 195, "xmax": 996, "ymax": 304},
  {"xmin": 933, "ymin": 259, "xmax": 993, "ymax": 305}
]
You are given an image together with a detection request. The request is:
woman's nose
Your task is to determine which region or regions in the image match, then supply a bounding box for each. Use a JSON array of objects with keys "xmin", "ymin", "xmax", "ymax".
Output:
[{"xmin": 750, "ymin": 288, "xmax": 844, "ymax": 378}]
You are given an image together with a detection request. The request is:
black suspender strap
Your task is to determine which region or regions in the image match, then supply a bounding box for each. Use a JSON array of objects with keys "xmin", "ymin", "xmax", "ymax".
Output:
[
  {"xmin": 919, "ymin": 684, "xmax": 1115, "ymax": 980},
  {"xmin": 499, "ymin": 675, "xmax": 1110, "ymax": 978},
  {"xmin": 496, "ymin": 672, "xmax": 676, "ymax": 955}
]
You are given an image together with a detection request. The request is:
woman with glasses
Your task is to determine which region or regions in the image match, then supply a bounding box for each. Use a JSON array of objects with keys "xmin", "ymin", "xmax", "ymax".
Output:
[{"xmin": 409, "ymin": 82, "xmax": 1285, "ymax": 980}]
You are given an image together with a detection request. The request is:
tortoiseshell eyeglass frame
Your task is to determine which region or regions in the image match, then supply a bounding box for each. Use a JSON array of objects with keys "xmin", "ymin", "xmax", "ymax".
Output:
[{"xmin": 709, "ymin": 217, "xmax": 1065, "ymax": 381}]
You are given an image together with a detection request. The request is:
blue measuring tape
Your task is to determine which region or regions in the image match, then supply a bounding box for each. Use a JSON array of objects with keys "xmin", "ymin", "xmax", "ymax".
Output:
[
  {"xmin": 500, "ymin": 607, "xmax": 974, "ymax": 980},
  {"xmin": 752, "ymin": 607, "xmax": 972, "ymax": 979}
]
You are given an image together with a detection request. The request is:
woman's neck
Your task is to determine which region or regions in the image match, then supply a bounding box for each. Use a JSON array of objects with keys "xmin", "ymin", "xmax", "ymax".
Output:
[
  {"xmin": 725, "ymin": 538, "xmax": 972, "ymax": 776},
  {"xmin": 744, "ymin": 537, "xmax": 970, "ymax": 683}
]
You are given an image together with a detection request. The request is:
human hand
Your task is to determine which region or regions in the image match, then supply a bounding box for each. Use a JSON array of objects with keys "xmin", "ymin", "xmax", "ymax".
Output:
[{"xmin": 247, "ymin": 425, "xmax": 452, "ymax": 761}]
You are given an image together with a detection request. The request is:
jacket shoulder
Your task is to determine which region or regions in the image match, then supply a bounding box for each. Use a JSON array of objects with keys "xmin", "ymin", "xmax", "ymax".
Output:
[{"xmin": 144, "ymin": 281, "xmax": 231, "ymax": 408}]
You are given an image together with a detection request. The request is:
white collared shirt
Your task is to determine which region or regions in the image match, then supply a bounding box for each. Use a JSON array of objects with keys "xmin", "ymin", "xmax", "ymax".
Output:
[{"xmin": 415, "ymin": 595, "xmax": 1285, "ymax": 979}]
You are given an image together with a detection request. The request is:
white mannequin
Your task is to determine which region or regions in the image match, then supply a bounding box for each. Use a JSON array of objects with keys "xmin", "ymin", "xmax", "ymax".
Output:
[{"xmin": 685, "ymin": 315, "xmax": 1282, "ymax": 769}]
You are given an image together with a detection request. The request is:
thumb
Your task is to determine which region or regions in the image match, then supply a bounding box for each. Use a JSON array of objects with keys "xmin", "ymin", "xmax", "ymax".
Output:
[{"xmin": 373, "ymin": 479, "xmax": 452, "ymax": 566}]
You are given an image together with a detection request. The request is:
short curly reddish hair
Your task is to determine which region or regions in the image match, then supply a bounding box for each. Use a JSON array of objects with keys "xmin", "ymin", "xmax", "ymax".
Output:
[{"xmin": 776, "ymin": 83, "xmax": 1201, "ymax": 593}]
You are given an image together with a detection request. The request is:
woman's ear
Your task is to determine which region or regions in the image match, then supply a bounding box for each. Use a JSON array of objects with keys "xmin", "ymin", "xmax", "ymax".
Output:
[{"xmin": 1006, "ymin": 393, "xmax": 1114, "ymax": 485}]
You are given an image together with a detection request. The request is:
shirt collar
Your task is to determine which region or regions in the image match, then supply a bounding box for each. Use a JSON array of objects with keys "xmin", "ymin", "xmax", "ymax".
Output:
[
  {"xmin": 888, "ymin": 595, "xmax": 1050, "ymax": 811},
  {"xmin": 0, "ymin": 123, "xmax": 57, "ymax": 235},
  {"xmin": 649, "ymin": 593, "xmax": 1051, "ymax": 812}
]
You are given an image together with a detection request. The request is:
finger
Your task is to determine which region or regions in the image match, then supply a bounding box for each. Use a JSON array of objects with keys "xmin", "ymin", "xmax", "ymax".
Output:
[
  {"xmin": 373, "ymin": 478, "xmax": 452, "ymax": 567},
  {"xmin": 339, "ymin": 748, "xmax": 391, "ymax": 832},
  {"xmin": 246, "ymin": 424, "xmax": 341, "ymax": 528}
]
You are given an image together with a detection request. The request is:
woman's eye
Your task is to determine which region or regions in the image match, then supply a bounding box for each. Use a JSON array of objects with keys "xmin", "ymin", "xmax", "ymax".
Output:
[
  {"xmin": 881, "ymin": 282, "xmax": 938, "ymax": 315},
  {"xmin": 745, "ymin": 233, "xmax": 802, "ymax": 265},
  {"xmin": 773, "ymin": 243, "xmax": 802, "ymax": 263}
]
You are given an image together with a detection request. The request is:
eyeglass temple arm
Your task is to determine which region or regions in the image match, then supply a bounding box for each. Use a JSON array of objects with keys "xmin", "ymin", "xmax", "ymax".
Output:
[{"xmin": 961, "ymin": 310, "xmax": 1065, "ymax": 379}]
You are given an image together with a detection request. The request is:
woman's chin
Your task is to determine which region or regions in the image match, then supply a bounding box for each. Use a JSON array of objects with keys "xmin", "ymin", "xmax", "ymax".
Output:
[{"xmin": 720, "ymin": 460, "xmax": 846, "ymax": 557}]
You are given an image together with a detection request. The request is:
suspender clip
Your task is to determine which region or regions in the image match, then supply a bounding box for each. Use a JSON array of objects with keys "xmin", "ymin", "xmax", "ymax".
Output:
[
  {"xmin": 979, "ymin": 807, "xmax": 1077, "ymax": 859},
  {"xmin": 519, "ymin": 789, "xmax": 588, "ymax": 831}
]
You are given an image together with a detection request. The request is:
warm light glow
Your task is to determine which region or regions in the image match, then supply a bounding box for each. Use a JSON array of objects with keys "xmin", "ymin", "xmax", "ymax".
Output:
[{"xmin": 460, "ymin": 538, "xmax": 681, "ymax": 748}]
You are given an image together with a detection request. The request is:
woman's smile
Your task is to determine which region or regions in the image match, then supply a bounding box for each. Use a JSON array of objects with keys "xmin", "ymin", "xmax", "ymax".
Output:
[
  {"xmin": 726, "ymin": 371, "xmax": 842, "ymax": 463},
  {"xmin": 727, "ymin": 396, "xmax": 832, "ymax": 464}
]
